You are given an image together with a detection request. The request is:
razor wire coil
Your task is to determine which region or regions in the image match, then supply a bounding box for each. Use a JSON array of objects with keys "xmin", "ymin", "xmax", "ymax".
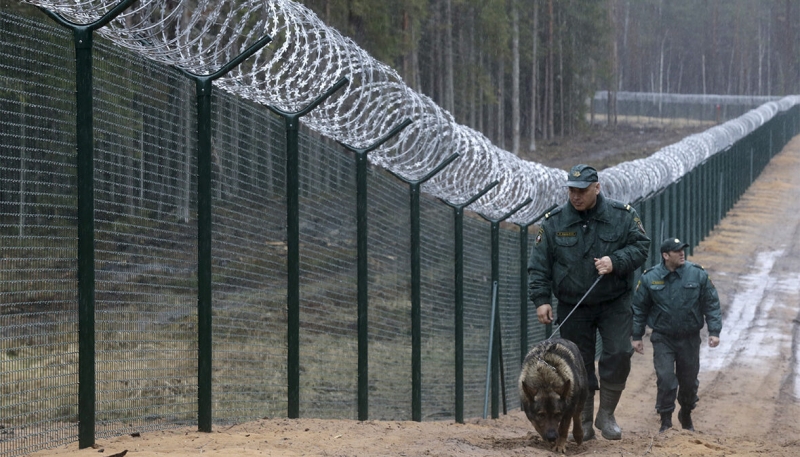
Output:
[{"xmin": 21, "ymin": 0, "xmax": 800, "ymax": 224}]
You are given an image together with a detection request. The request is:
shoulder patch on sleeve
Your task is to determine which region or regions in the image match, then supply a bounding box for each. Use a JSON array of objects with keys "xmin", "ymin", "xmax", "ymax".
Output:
[{"xmin": 634, "ymin": 216, "xmax": 646, "ymax": 234}]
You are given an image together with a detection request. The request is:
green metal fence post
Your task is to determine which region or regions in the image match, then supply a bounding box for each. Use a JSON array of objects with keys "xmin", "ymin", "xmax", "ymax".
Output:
[
  {"xmin": 687, "ymin": 171, "xmax": 696, "ymax": 256},
  {"xmin": 665, "ymin": 186, "xmax": 675, "ymax": 251},
  {"xmin": 518, "ymin": 225, "xmax": 528, "ymax": 365},
  {"xmin": 268, "ymin": 77, "xmax": 348, "ymax": 420},
  {"xmin": 37, "ymin": 1, "xmax": 137, "ymax": 448},
  {"xmin": 73, "ymin": 24, "xmax": 96, "ymax": 452},
  {"xmin": 477, "ymin": 198, "xmax": 532, "ymax": 419},
  {"xmin": 677, "ymin": 178, "xmax": 686, "ymax": 246},
  {"xmin": 439, "ymin": 180, "xmax": 498, "ymax": 424},
  {"xmin": 656, "ymin": 190, "xmax": 665, "ymax": 244},
  {"xmin": 699, "ymin": 160, "xmax": 706, "ymax": 241},
  {"xmin": 178, "ymin": 35, "xmax": 272, "ymax": 433},
  {"xmin": 387, "ymin": 152, "xmax": 459, "ymax": 421},
  {"xmin": 483, "ymin": 280, "xmax": 499, "ymax": 420},
  {"xmin": 518, "ymin": 204, "xmax": 558, "ymax": 344},
  {"xmin": 339, "ymin": 119, "xmax": 412, "ymax": 421}
]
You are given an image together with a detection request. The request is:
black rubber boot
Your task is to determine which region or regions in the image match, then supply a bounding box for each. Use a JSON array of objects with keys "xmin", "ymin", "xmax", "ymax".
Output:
[
  {"xmin": 678, "ymin": 408, "xmax": 694, "ymax": 431},
  {"xmin": 595, "ymin": 387, "xmax": 622, "ymax": 440},
  {"xmin": 659, "ymin": 412, "xmax": 672, "ymax": 433}
]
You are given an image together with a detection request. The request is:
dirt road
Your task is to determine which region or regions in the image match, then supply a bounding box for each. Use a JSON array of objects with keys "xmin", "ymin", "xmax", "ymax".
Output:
[{"xmin": 29, "ymin": 137, "xmax": 800, "ymax": 456}]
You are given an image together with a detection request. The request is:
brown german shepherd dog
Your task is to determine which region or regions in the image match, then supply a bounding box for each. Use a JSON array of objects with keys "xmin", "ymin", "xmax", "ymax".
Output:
[{"xmin": 518, "ymin": 338, "xmax": 588, "ymax": 453}]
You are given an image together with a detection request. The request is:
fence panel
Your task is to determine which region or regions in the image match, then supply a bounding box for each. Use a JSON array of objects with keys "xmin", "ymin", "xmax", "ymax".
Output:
[
  {"xmin": 91, "ymin": 39, "xmax": 199, "ymax": 438},
  {"xmin": 366, "ymin": 169, "xmax": 412, "ymax": 420},
  {"xmin": 0, "ymin": 13, "xmax": 79, "ymax": 456},
  {"xmin": 419, "ymin": 196, "xmax": 456, "ymax": 420},
  {"xmin": 499, "ymin": 228, "xmax": 522, "ymax": 413},
  {"xmin": 209, "ymin": 93, "xmax": 289, "ymax": 423},
  {"xmin": 461, "ymin": 216, "xmax": 492, "ymax": 418},
  {"xmin": 296, "ymin": 131, "xmax": 359, "ymax": 419}
]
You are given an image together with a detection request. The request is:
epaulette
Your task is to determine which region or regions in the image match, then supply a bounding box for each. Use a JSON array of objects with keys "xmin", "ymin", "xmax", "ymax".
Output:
[
  {"xmin": 544, "ymin": 206, "xmax": 563, "ymax": 219},
  {"xmin": 691, "ymin": 263, "xmax": 705, "ymax": 270},
  {"xmin": 609, "ymin": 200, "xmax": 632, "ymax": 212}
]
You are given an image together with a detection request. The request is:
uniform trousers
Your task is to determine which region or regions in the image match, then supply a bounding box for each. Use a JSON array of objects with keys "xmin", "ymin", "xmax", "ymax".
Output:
[
  {"xmin": 650, "ymin": 330, "xmax": 700, "ymax": 414},
  {"xmin": 557, "ymin": 293, "xmax": 634, "ymax": 392}
]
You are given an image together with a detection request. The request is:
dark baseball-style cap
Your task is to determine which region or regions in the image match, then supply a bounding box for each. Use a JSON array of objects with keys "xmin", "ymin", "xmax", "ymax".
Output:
[
  {"xmin": 660, "ymin": 238, "xmax": 689, "ymax": 253},
  {"xmin": 563, "ymin": 164, "xmax": 598, "ymax": 188}
]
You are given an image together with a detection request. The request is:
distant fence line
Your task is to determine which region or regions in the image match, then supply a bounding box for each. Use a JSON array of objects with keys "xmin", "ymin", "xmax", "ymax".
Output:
[
  {"xmin": 1, "ymin": 6, "xmax": 800, "ymax": 457},
  {"xmin": 591, "ymin": 90, "xmax": 784, "ymax": 127}
]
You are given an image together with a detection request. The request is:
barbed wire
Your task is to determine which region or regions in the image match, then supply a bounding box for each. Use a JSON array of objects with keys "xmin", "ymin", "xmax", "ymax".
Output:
[{"xmin": 23, "ymin": 0, "xmax": 800, "ymax": 225}]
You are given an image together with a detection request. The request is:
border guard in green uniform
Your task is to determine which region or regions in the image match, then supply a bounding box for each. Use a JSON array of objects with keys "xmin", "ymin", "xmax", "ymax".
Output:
[
  {"xmin": 528, "ymin": 164, "xmax": 650, "ymax": 441},
  {"xmin": 632, "ymin": 238, "xmax": 722, "ymax": 433}
]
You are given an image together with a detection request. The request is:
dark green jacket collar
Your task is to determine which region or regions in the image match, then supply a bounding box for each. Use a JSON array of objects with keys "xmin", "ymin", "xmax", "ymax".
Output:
[
  {"xmin": 655, "ymin": 262, "xmax": 685, "ymax": 279},
  {"xmin": 562, "ymin": 193, "xmax": 610, "ymax": 226}
]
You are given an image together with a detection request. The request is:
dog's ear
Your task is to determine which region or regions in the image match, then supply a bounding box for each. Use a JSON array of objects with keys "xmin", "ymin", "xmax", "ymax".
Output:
[{"xmin": 522, "ymin": 381, "xmax": 538, "ymax": 399}]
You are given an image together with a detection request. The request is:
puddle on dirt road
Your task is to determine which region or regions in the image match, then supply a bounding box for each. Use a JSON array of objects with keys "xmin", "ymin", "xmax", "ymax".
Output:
[
  {"xmin": 700, "ymin": 250, "xmax": 784, "ymax": 373},
  {"xmin": 699, "ymin": 248, "xmax": 800, "ymax": 400}
]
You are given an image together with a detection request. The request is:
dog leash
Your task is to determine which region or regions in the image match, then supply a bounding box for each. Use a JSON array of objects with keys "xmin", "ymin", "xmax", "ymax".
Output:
[{"xmin": 546, "ymin": 275, "xmax": 603, "ymax": 341}]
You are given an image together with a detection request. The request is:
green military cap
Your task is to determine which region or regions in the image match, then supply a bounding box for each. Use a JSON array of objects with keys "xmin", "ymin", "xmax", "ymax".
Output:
[
  {"xmin": 660, "ymin": 237, "xmax": 689, "ymax": 253},
  {"xmin": 563, "ymin": 164, "xmax": 598, "ymax": 189}
]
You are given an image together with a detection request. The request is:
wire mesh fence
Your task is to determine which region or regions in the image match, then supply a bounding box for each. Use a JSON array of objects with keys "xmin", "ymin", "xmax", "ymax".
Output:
[
  {"xmin": 92, "ymin": 36, "xmax": 199, "ymax": 438},
  {"xmin": 591, "ymin": 91, "xmax": 783, "ymax": 128},
  {"xmin": 1, "ymin": 8, "xmax": 799, "ymax": 457},
  {"xmin": 0, "ymin": 11, "xmax": 79, "ymax": 456}
]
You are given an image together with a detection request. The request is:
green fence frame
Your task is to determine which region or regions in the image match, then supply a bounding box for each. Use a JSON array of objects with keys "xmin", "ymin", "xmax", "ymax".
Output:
[{"xmin": 1, "ymin": 9, "xmax": 799, "ymax": 456}]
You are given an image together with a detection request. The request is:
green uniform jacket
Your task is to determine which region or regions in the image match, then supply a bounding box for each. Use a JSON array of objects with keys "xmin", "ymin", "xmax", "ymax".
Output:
[
  {"xmin": 528, "ymin": 194, "xmax": 650, "ymax": 307},
  {"xmin": 632, "ymin": 260, "xmax": 722, "ymax": 339}
]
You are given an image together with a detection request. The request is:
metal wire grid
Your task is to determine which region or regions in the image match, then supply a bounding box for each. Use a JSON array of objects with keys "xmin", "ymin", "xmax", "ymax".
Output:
[
  {"xmin": 365, "ymin": 168, "xmax": 412, "ymax": 420},
  {"xmin": 0, "ymin": 13, "xmax": 79, "ymax": 457},
  {"xmin": 419, "ymin": 197, "xmax": 456, "ymax": 420},
  {"xmin": 209, "ymin": 93, "xmax": 288, "ymax": 422},
  {"xmin": 498, "ymin": 228, "xmax": 522, "ymax": 413},
  {"xmin": 296, "ymin": 132, "xmax": 358, "ymax": 419},
  {"xmin": 91, "ymin": 41, "xmax": 198, "ymax": 437},
  {"xmin": 460, "ymin": 216, "xmax": 493, "ymax": 419},
  {"xmin": 525, "ymin": 228, "xmax": 549, "ymax": 347}
]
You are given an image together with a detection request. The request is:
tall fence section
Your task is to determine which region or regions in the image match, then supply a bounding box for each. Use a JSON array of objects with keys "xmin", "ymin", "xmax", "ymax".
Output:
[{"xmin": 1, "ymin": 3, "xmax": 800, "ymax": 456}]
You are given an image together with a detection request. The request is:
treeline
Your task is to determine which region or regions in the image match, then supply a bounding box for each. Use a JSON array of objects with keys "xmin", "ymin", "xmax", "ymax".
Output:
[
  {"xmin": 6, "ymin": 0, "xmax": 799, "ymax": 155},
  {"xmin": 299, "ymin": 0, "xmax": 800, "ymax": 154}
]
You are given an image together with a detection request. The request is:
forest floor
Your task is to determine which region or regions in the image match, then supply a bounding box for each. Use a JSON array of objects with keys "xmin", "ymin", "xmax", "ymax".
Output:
[
  {"xmin": 29, "ymin": 128, "xmax": 800, "ymax": 456},
  {"xmin": 522, "ymin": 122, "xmax": 711, "ymax": 171}
]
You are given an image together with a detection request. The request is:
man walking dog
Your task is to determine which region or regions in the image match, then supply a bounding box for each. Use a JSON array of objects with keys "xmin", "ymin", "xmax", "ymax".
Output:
[
  {"xmin": 632, "ymin": 237, "xmax": 722, "ymax": 433},
  {"xmin": 528, "ymin": 164, "xmax": 650, "ymax": 441}
]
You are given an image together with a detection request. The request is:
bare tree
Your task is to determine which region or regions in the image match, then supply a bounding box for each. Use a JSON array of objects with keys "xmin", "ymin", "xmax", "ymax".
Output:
[
  {"xmin": 497, "ymin": 57, "xmax": 505, "ymax": 149},
  {"xmin": 511, "ymin": 0, "xmax": 520, "ymax": 155},
  {"xmin": 528, "ymin": 0, "xmax": 538, "ymax": 152},
  {"xmin": 444, "ymin": 0, "xmax": 454, "ymax": 113},
  {"xmin": 608, "ymin": 0, "xmax": 619, "ymax": 127},
  {"xmin": 546, "ymin": 0, "xmax": 554, "ymax": 140}
]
